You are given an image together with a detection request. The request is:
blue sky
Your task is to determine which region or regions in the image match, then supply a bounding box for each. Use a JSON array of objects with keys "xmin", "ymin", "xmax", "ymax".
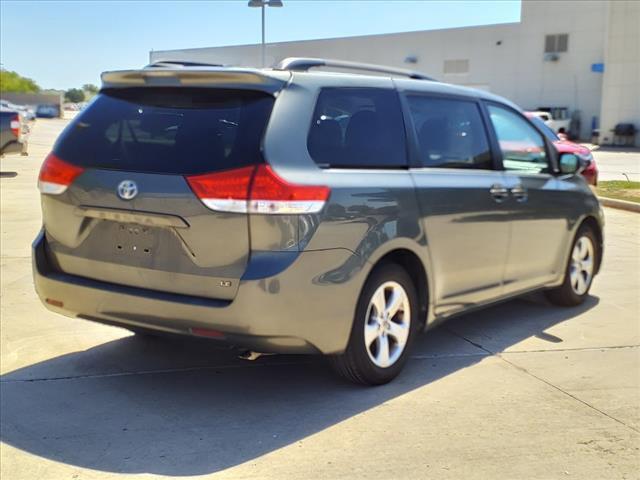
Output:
[{"xmin": 0, "ymin": 0, "xmax": 521, "ymax": 90}]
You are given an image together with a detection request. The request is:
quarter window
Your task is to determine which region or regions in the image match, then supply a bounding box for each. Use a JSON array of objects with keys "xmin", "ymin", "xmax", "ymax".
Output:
[
  {"xmin": 406, "ymin": 95, "xmax": 492, "ymax": 169},
  {"xmin": 487, "ymin": 104, "xmax": 549, "ymax": 173},
  {"xmin": 307, "ymin": 88, "xmax": 407, "ymax": 168}
]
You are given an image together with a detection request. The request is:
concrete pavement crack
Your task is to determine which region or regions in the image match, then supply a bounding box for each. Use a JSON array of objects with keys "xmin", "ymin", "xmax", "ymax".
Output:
[
  {"xmin": 497, "ymin": 355, "xmax": 640, "ymax": 434},
  {"xmin": 0, "ymin": 360, "xmax": 313, "ymax": 384},
  {"xmin": 444, "ymin": 327, "xmax": 640, "ymax": 434},
  {"xmin": 443, "ymin": 327, "xmax": 497, "ymax": 356},
  {"xmin": 1, "ymin": 350, "xmax": 492, "ymax": 384},
  {"xmin": 501, "ymin": 345, "xmax": 639, "ymax": 354}
]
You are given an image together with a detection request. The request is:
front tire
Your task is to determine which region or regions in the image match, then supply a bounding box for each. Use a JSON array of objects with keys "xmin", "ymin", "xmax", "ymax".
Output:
[
  {"xmin": 545, "ymin": 226, "xmax": 598, "ymax": 307},
  {"xmin": 331, "ymin": 263, "xmax": 419, "ymax": 385}
]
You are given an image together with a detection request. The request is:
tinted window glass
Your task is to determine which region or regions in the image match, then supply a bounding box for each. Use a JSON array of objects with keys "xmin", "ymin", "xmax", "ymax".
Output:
[
  {"xmin": 307, "ymin": 88, "xmax": 407, "ymax": 168},
  {"xmin": 407, "ymin": 95, "xmax": 492, "ymax": 169},
  {"xmin": 54, "ymin": 88, "xmax": 274, "ymax": 175},
  {"xmin": 488, "ymin": 104, "xmax": 549, "ymax": 173}
]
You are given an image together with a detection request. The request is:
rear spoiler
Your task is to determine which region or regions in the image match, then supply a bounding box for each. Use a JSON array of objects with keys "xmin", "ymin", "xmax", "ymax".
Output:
[{"xmin": 100, "ymin": 68, "xmax": 289, "ymax": 93}]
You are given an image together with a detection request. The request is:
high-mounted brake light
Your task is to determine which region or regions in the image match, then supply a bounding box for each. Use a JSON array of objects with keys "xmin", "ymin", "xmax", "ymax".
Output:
[
  {"xmin": 38, "ymin": 153, "xmax": 85, "ymax": 195},
  {"xmin": 185, "ymin": 164, "xmax": 330, "ymax": 214},
  {"xmin": 10, "ymin": 115, "xmax": 20, "ymax": 138}
]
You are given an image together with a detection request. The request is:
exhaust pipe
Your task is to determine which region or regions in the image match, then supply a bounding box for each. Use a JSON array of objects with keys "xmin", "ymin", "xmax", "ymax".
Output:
[{"xmin": 238, "ymin": 350, "xmax": 275, "ymax": 361}]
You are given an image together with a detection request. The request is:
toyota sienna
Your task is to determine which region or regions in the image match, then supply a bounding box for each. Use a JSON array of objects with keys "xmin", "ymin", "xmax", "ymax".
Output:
[{"xmin": 33, "ymin": 58, "xmax": 604, "ymax": 384}]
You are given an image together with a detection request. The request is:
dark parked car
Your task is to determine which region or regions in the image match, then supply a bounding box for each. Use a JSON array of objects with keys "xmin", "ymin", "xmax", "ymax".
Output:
[
  {"xmin": 36, "ymin": 104, "xmax": 59, "ymax": 118},
  {"xmin": 33, "ymin": 58, "xmax": 604, "ymax": 385},
  {"xmin": 0, "ymin": 107, "xmax": 25, "ymax": 156}
]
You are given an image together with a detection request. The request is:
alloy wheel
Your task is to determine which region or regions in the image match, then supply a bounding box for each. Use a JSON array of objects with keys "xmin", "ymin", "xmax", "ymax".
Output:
[
  {"xmin": 364, "ymin": 281, "xmax": 411, "ymax": 368},
  {"xmin": 570, "ymin": 235, "xmax": 595, "ymax": 295}
]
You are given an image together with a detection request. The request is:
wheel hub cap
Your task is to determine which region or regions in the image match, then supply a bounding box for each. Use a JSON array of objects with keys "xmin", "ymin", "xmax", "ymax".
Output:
[
  {"xmin": 569, "ymin": 235, "xmax": 594, "ymax": 295},
  {"xmin": 364, "ymin": 281, "xmax": 411, "ymax": 368}
]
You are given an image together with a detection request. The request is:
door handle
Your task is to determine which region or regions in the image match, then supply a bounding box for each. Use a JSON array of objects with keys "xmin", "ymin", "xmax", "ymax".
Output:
[
  {"xmin": 511, "ymin": 185, "xmax": 528, "ymax": 202},
  {"xmin": 489, "ymin": 184, "xmax": 509, "ymax": 202}
]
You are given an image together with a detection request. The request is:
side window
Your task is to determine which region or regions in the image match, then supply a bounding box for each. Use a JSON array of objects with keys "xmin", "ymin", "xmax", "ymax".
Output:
[
  {"xmin": 307, "ymin": 88, "xmax": 407, "ymax": 168},
  {"xmin": 406, "ymin": 95, "xmax": 492, "ymax": 169},
  {"xmin": 487, "ymin": 104, "xmax": 549, "ymax": 173}
]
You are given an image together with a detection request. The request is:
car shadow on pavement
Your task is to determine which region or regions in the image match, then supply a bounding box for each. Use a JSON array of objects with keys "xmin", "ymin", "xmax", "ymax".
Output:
[{"xmin": 0, "ymin": 294, "xmax": 598, "ymax": 476}]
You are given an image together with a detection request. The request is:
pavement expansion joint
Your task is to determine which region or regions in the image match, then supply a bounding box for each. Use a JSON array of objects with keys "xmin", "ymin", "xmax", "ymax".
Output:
[
  {"xmin": 0, "ymin": 360, "xmax": 313, "ymax": 384},
  {"xmin": 443, "ymin": 327, "xmax": 639, "ymax": 434}
]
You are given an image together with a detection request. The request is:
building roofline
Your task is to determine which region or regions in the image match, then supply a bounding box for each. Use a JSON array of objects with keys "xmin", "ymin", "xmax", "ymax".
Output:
[{"xmin": 150, "ymin": 20, "xmax": 521, "ymax": 56}]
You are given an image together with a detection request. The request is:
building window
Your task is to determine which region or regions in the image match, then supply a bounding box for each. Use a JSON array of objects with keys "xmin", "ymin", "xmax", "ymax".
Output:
[
  {"xmin": 544, "ymin": 34, "xmax": 569, "ymax": 53},
  {"xmin": 443, "ymin": 59, "xmax": 469, "ymax": 75}
]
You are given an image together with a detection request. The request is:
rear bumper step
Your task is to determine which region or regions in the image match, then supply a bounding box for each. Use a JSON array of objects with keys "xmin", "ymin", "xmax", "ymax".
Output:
[{"xmin": 33, "ymin": 230, "xmax": 363, "ymax": 355}]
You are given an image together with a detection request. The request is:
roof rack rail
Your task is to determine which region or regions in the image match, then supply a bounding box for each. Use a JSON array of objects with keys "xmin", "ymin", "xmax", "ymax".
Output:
[
  {"xmin": 275, "ymin": 57, "xmax": 436, "ymax": 81},
  {"xmin": 144, "ymin": 60, "xmax": 225, "ymax": 69}
]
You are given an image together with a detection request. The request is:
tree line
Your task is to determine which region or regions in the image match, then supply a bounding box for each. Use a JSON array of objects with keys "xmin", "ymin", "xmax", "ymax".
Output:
[{"xmin": 1, "ymin": 68, "xmax": 98, "ymax": 103}]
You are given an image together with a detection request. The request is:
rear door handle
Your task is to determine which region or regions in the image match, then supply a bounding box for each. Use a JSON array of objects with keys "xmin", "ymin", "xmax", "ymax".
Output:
[
  {"xmin": 489, "ymin": 184, "xmax": 509, "ymax": 202},
  {"xmin": 511, "ymin": 185, "xmax": 528, "ymax": 202}
]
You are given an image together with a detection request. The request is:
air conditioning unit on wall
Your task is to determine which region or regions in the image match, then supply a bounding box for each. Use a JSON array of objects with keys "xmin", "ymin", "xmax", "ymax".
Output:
[{"xmin": 544, "ymin": 53, "xmax": 560, "ymax": 62}]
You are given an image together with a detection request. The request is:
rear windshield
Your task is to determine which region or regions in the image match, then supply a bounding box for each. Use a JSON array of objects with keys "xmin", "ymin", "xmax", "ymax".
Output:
[{"xmin": 54, "ymin": 88, "xmax": 274, "ymax": 175}]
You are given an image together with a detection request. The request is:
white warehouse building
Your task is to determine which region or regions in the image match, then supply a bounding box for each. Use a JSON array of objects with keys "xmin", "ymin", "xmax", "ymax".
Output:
[{"xmin": 151, "ymin": 0, "xmax": 640, "ymax": 145}]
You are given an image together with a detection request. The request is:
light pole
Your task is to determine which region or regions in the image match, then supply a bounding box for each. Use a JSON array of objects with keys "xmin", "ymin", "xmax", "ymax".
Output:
[{"xmin": 248, "ymin": 0, "xmax": 283, "ymax": 67}]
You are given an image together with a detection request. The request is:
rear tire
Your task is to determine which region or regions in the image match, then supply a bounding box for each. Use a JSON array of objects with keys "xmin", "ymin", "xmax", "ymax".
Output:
[
  {"xmin": 331, "ymin": 263, "xmax": 419, "ymax": 385},
  {"xmin": 545, "ymin": 225, "xmax": 598, "ymax": 307}
]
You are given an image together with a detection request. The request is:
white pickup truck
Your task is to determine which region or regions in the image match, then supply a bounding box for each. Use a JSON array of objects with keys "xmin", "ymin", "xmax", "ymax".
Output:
[{"xmin": 528, "ymin": 108, "xmax": 571, "ymax": 135}]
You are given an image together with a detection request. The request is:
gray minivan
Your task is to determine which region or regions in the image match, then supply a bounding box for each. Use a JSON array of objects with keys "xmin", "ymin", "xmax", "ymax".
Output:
[{"xmin": 33, "ymin": 58, "xmax": 604, "ymax": 384}]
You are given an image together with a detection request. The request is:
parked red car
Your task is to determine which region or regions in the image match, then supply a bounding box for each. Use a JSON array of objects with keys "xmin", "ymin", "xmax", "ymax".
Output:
[{"xmin": 525, "ymin": 112, "xmax": 598, "ymax": 185}]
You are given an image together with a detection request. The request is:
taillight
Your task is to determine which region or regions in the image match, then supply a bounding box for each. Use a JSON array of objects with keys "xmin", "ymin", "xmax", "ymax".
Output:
[
  {"xmin": 185, "ymin": 164, "xmax": 330, "ymax": 214},
  {"xmin": 38, "ymin": 153, "xmax": 85, "ymax": 195},
  {"xmin": 186, "ymin": 166, "xmax": 255, "ymax": 213},
  {"xmin": 249, "ymin": 165, "xmax": 330, "ymax": 214},
  {"xmin": 10, "ymin": 115, "xmax": 20, "ymax": 137}
]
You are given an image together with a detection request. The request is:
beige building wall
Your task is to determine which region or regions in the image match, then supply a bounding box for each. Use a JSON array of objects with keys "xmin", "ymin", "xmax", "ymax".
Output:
[
  {"xmin": 151, "ymin": 0, "xmax": 623, "ymax": 140},
  {"xmin": 599, "ymin": 0, "xmax": 640, "ymax": 146}
]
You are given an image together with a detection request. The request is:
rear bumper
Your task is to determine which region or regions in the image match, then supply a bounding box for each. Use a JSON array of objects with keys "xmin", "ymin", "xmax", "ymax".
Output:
[
  {"xmin": 33, "ymin": 230, "xmax": 366, "ymax": 354},
  {"xmin": 1, "ymin": 140, "xmax": 23, "ymax": 156}
]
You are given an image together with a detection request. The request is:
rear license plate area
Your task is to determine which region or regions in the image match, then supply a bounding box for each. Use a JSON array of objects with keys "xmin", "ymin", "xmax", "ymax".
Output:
[{"xmin": 114, "ymin": 223, "xmax": 157, "ymax": 258}]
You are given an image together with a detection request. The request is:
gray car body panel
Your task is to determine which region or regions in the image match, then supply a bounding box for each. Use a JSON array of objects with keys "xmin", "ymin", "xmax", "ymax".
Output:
[
  {"xmin": 33, "ymin": 66, "xmax": 604, "ymax": 354},
  {"xmin": 34, "ymin": 230, "xmax": 362, "ymax": 354},
  {"xmin": 42, "ymin": 170, "xmax": 251, "ymax": 301}
]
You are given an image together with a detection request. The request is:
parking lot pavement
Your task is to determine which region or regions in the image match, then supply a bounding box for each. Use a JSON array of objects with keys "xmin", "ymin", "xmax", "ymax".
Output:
[
  {"xmin": 1, "ymin": 119, "xmax": 639, "ymax": 479},
  {"xmin": 591, "ymin": 147, "xmax": 640, "ymax": 182}
]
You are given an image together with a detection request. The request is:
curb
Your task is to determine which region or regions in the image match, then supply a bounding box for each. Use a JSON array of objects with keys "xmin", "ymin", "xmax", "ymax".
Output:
[{"xmin": 598, "ymin": 197, "xmax": 640, "ymax": 213}]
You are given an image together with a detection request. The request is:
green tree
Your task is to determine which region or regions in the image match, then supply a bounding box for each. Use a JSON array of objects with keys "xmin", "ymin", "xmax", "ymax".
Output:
[
  {"xmin": 0, "ymin": 70, "xmax": 40, "ymax": 93},
  {"xmin": 82, "ymin": 83, "xmax": 99, "ymax": 94},
  {"xmin": 65, "ymin": 88, "xmax": 85, "ymax": 103}
]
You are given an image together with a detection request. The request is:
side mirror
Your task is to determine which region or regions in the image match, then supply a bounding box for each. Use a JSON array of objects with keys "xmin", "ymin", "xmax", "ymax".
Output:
[{"xmin": 559, "ymin": 153, "xmax": 587, "ymax": 175}]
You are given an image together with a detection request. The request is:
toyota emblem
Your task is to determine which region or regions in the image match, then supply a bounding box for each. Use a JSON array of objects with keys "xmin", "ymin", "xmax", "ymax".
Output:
[{"xmin": 117, "ymin": 180, "xmax": 138, "ymax": 200}]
